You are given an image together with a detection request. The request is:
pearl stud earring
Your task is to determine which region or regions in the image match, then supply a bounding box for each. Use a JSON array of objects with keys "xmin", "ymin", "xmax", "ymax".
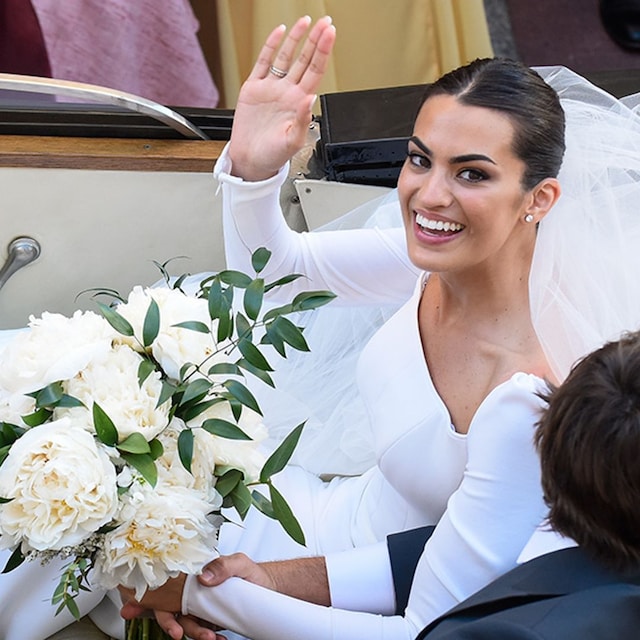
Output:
[{"xmin": 524, "ymin": 214, "xmax": 534, "ymax": 223}]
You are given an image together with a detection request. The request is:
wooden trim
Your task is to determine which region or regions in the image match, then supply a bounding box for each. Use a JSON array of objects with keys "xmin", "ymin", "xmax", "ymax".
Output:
[{"xmin": 0, "ymin": 135, "xmax": 225, "ymax": 172}]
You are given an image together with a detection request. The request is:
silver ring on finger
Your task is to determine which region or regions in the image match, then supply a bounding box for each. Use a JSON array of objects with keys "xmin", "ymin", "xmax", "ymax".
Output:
[{"xmin": 269, "ymin": 64, "xmax": 288, "ymax": 78}]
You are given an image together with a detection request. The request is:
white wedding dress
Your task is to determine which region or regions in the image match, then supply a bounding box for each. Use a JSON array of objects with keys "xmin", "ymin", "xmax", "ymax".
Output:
[
  {"xmin": 3, "ymin": 66, "xmax": 640, "ymax": 640},
  {"xmin": 173, "ymin": 146, "xmax": 549, "ymax": 640}
]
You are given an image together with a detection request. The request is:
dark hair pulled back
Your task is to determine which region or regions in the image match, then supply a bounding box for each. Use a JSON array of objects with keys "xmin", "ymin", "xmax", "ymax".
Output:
[{"xmin": 422, "ymin": 58, "xmax": 566, "ymax": 190}]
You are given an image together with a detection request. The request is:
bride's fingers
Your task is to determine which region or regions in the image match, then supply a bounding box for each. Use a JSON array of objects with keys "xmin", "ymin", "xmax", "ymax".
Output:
[
  {"xmin": 248, "ymin": 23, "xmax": 287, "ymax": 80},
  {"xmin": 249, "ymin": 15, "xmax": 311, "ymax": 81},
  {"xmin": 287, "ymin": 16, "xmax": 334, "ymax": 86},
  {"xmin": 270, "ymin": 15, "xmax": 313, "ymax": 75}
]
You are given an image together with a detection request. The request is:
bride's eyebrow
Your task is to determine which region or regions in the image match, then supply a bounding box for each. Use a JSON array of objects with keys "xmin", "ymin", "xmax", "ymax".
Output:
[
  {"xmin": 409, "ymin": 136, "xmax": 496, "ymax": 166},
  {"xmin": 409, "ymin": 136, "xmax": 431, "ymax": 156}
]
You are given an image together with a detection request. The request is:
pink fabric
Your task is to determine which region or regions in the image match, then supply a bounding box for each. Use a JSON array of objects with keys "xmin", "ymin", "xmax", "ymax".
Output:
[{"xmin": 31, "ymin": 0, "xmax": 218, "ymax": 107}]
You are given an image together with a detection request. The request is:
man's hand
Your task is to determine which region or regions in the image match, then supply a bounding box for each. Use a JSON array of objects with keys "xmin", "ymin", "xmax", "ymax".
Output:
[
  {"xmin": 198, "ymin": 553, "xmax": 331, "ymax": 606},
  {"xmin": 119, "ymin": 576, "xmax": 224, "ymax": 640}
]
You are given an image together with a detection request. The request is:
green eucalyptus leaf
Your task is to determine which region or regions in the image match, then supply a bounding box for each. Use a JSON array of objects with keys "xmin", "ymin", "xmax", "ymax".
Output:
[
  {"xmin": 56, "ymin": 394, "xmax": 85, "ymax": 409},
  {"xmin": 96, "ymin": 302, "xmax": 134, "ymax": 337},
  {"xmin": 237, "ymin": 358, "xmax": 275, "ymax": 388},
  {"xmin": 92, "ymin": 403, "xmax": 118, "ymax": 446},
  {"xmin": 138, "ymin": 358, "xmax": 156, "ymax": 386},
  {"xmin": 64, "ymin": 596, "xmax": 81, "ymax": 621},
  {"xmin": 208, "ymin": 278, "xmax": 223, "ymax": 321},
  {"xmin": 208, "ymin": 362, "xmax": 242, "ymax": 377},
  {"xmin": 180, "ymin": 397, "xmax": 224, "ymax": 422},
  {"xmin": 264, "ymin": 274, "xmax": 304, "ymax": 293},
  {"xmin": 270, "ymin": 316, "xmax": 310, "ymax": 352},
  {"xmin": 260, "ymin": 422, "xmax": 305, "ymax": 482},
  {"xmin": 215, "ymin": 468, "xmax": 244, "ymax": 497},
  {"xmin": 238, "ymin": 338, "xmax": 272, "ymax": 372},
  {"xmin": 201, "ymin": 418, "xmax": 251, "ymax": 440},
  {"xmin": 35, "ymin": 381, "xmax": 64, "ymax": 408},
  {"xmin": 117, "ymin": 432, "xmax": 151, "ymax": 455},
  {"xmin": 223, "ymin": 380, "xmax": 262, "ymax": 415},
  {"xmin": 230, "ymin": 481, "xmax": 252, "ymax": 519},
  {"xmin": 142, "ymin": 298, "xmax": 160, "ymax": 347},
  {"xmin": 171, "ymin": 321, "xmax": 210, "ymax": 333},
  {"xmin": 217, "ymin": 296, "xmax": 233, "ymax": 343},
  {"xmin": 243, "ymin": 278, "xmax": 264, "ymax": 321},
  {"xmin": 269, "ymin": 483, "xmax": 305, "ymax": 545},
  {"xmin": 149, "ymin": 438, "xmax": 164, "ymax": 460},
  {"xmin": 235, "ymin": 312, "xmax": 252, "ymax": 341},
  {"xmin": 262, "ymin": 325, "xmax": 287, "ymax": 357},
  {"xmin": 178, "ymin": 428, "xmax": 194, "ymax": 472},
  {"xmin": 218, "ymin": 270, "xmax": 253, "ymax": 288},
  {"xmin": 157, "ymin": 380, "xmax": 178, "ymax": 409},
  {"xmin": 2, "ymin": 545, "xmax": 25, "ymax": 573},
  {"xmin": 262, "ymin": 303, "xmax": 294, "ymax": 321},
  {"xmin": 291, "ymin": 290, "xmax": 337, "ymax": 312},
  {"xmin": 251, "ymin": 247, "xmax": 271, "ymax": 273},
  {"xmin": 251, "ymin": 490, "xmax": 276, "ymax": 518},
  {"xmin": 180, "ymin": 379, "xmax": 213, "ymax": 407},
  {"xmin": 120, "ymin": 452, "xmax": 157, "ymax": 487},
  {"xmin": 22, "ymin": 407, "xmax": 52, "ymax": 427}
]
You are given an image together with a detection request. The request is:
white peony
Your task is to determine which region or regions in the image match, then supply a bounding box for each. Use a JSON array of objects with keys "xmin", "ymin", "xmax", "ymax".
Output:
[
  {"xmin": 56, "ymin": 343, "xmax": 170, "ymax": 442},
  {"xmin": 0, "ymin": 311, "xmax": 116, "ymax": 395},
  {"xmin": 0, "ymin": 417, "xmax": 118, "ymax": 552},
  {"xmin": 187, "ymin": 401, "xmax": 268, "ymax": 482},
  {"xmin": 115, "ymin": 286, "xmax": 231, "ymax": 381},
  {"xmin": 93, "ymin": 482, "xmax": 218, "ymax": 598},
  {"xmin": 0, "ymin": 390, "xmax": 36, "ymax": 428}
]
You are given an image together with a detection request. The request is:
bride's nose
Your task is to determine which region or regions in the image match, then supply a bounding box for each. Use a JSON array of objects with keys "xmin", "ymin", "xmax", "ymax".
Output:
[{"xmin": 415, "ymin": 170, "xmax": 453, "ymax": 208}]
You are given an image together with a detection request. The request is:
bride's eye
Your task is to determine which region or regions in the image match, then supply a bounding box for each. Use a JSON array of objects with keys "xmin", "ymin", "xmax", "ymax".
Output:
[
  {"xmin": 407, "ymin": 152, "xmax": 431, "ymax": 170},
  {"xmin": 458, "ymin": 168, "xmax": 488, "ymax": 183}
]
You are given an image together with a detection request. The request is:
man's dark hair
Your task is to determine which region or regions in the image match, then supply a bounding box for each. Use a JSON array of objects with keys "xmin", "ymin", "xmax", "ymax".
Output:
[{"xmin": 536, "ymin": 331, "xmax": 640, "ymax": 571}]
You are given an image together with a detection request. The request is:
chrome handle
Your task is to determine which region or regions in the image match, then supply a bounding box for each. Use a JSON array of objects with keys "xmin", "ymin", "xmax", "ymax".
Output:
[
  {"xmin": 0, "ymin": 237, "xmax": 41, "ymax": 291},
  {"xmin": 0, "ymin": 73, "xmax": 209, "ymax": 141}
]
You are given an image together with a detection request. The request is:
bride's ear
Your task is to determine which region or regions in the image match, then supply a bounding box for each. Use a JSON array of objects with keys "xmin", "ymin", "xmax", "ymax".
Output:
[{"xmin": 523, "ymin": 178, "xmax": 561, "ymax": 224}]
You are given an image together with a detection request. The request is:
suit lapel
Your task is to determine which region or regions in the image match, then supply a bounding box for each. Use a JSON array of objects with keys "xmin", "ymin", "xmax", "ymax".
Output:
[{"xmin": 418, "ymin": 548, "xmax": 640, "ymax": 639}]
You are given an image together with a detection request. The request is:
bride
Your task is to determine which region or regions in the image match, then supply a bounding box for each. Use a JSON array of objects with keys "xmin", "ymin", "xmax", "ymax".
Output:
[{"xmin": 117, "ymin": 15, "xmax": 640, "ymax": 640}]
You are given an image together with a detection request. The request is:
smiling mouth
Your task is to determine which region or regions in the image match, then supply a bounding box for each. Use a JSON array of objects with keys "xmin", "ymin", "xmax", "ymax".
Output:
[{"xmin": 415, "ymin": 213, "xmax": 465, "ymax": 235}]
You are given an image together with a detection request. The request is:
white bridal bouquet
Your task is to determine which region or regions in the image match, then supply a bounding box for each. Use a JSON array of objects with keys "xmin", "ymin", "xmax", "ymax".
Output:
[{"xmin": 0, "ymin": 248, "xmax": 334, "ymax": 635}]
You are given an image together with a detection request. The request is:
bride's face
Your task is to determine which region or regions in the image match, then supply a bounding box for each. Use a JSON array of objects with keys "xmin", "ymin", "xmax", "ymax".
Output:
[{"xmin": 397, "ymin": 94, "xmax": 535, "ymax": 275}]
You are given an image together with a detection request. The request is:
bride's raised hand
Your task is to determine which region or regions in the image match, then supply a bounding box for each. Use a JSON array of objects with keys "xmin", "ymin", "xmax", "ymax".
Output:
[{"xmin": 228, "ymin": 15, "xmax": 336, "ymax": 181}]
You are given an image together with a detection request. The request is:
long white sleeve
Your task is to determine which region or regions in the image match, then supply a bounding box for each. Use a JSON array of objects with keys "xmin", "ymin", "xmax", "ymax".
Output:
[
  {"xmin": 184, "ymin": 576, "xmax": 418, "ymax": 640},
  {"xmin": 182, "ymin": 374, "xmax": 547, "ymax": 640},
  {"xmin": 214, "ymin": 144, "xmax": 418, "ymax": 307}
]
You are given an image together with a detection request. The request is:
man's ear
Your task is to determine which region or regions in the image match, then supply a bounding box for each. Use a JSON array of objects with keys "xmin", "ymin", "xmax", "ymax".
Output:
[{"xmin": 524, "ymin": 178, "xmax": 561, "ymax": 224}]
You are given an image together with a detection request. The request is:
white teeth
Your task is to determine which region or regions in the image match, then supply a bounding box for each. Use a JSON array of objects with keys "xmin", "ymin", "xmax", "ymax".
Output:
[{"xmin": 415, "ymin": 213, "xmax": 464, "ymax": 233}]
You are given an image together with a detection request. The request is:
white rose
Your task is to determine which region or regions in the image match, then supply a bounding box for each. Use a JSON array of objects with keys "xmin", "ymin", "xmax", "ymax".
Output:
[
  {"xmin": 0, "ymin": 417, "xmax": 118, "ymax": 552},
  {"xmin": 116, "ymin": 286, "xmax": 231, "ymax": 381},
  {"xmin": 56, "ymin": 343, "xmax": 169, "ymax": 442},
  {"xmin": 187, "ymin": 402, "xmax": 267, "ymax": 482},
  {"xmin": 93, "ymin": 482, "xmax": 218, "ymax": 598}
]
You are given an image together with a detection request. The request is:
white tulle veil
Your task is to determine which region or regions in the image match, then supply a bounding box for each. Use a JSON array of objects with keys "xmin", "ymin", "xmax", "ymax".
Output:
[{"xmin": 241, "ymin": 67, "xmax": 640, "ymax": 477}]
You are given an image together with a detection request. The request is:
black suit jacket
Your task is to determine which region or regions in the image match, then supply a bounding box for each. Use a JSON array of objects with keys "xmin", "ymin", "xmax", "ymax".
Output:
[{"xmin": 387, "ymin": 528, "xmax": 640, "ymax": 639}]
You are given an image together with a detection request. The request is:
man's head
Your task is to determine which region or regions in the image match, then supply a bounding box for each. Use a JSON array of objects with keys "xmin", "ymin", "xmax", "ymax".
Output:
[{"xmin": 536, "ymin": 331, "xmax": 640, "ymax": 571}]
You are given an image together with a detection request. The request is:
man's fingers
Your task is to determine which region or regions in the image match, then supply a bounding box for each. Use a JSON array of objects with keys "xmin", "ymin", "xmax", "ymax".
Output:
[{"xmin": 198, "ymin": 553, "xmax": 254, "ymax": 586}]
